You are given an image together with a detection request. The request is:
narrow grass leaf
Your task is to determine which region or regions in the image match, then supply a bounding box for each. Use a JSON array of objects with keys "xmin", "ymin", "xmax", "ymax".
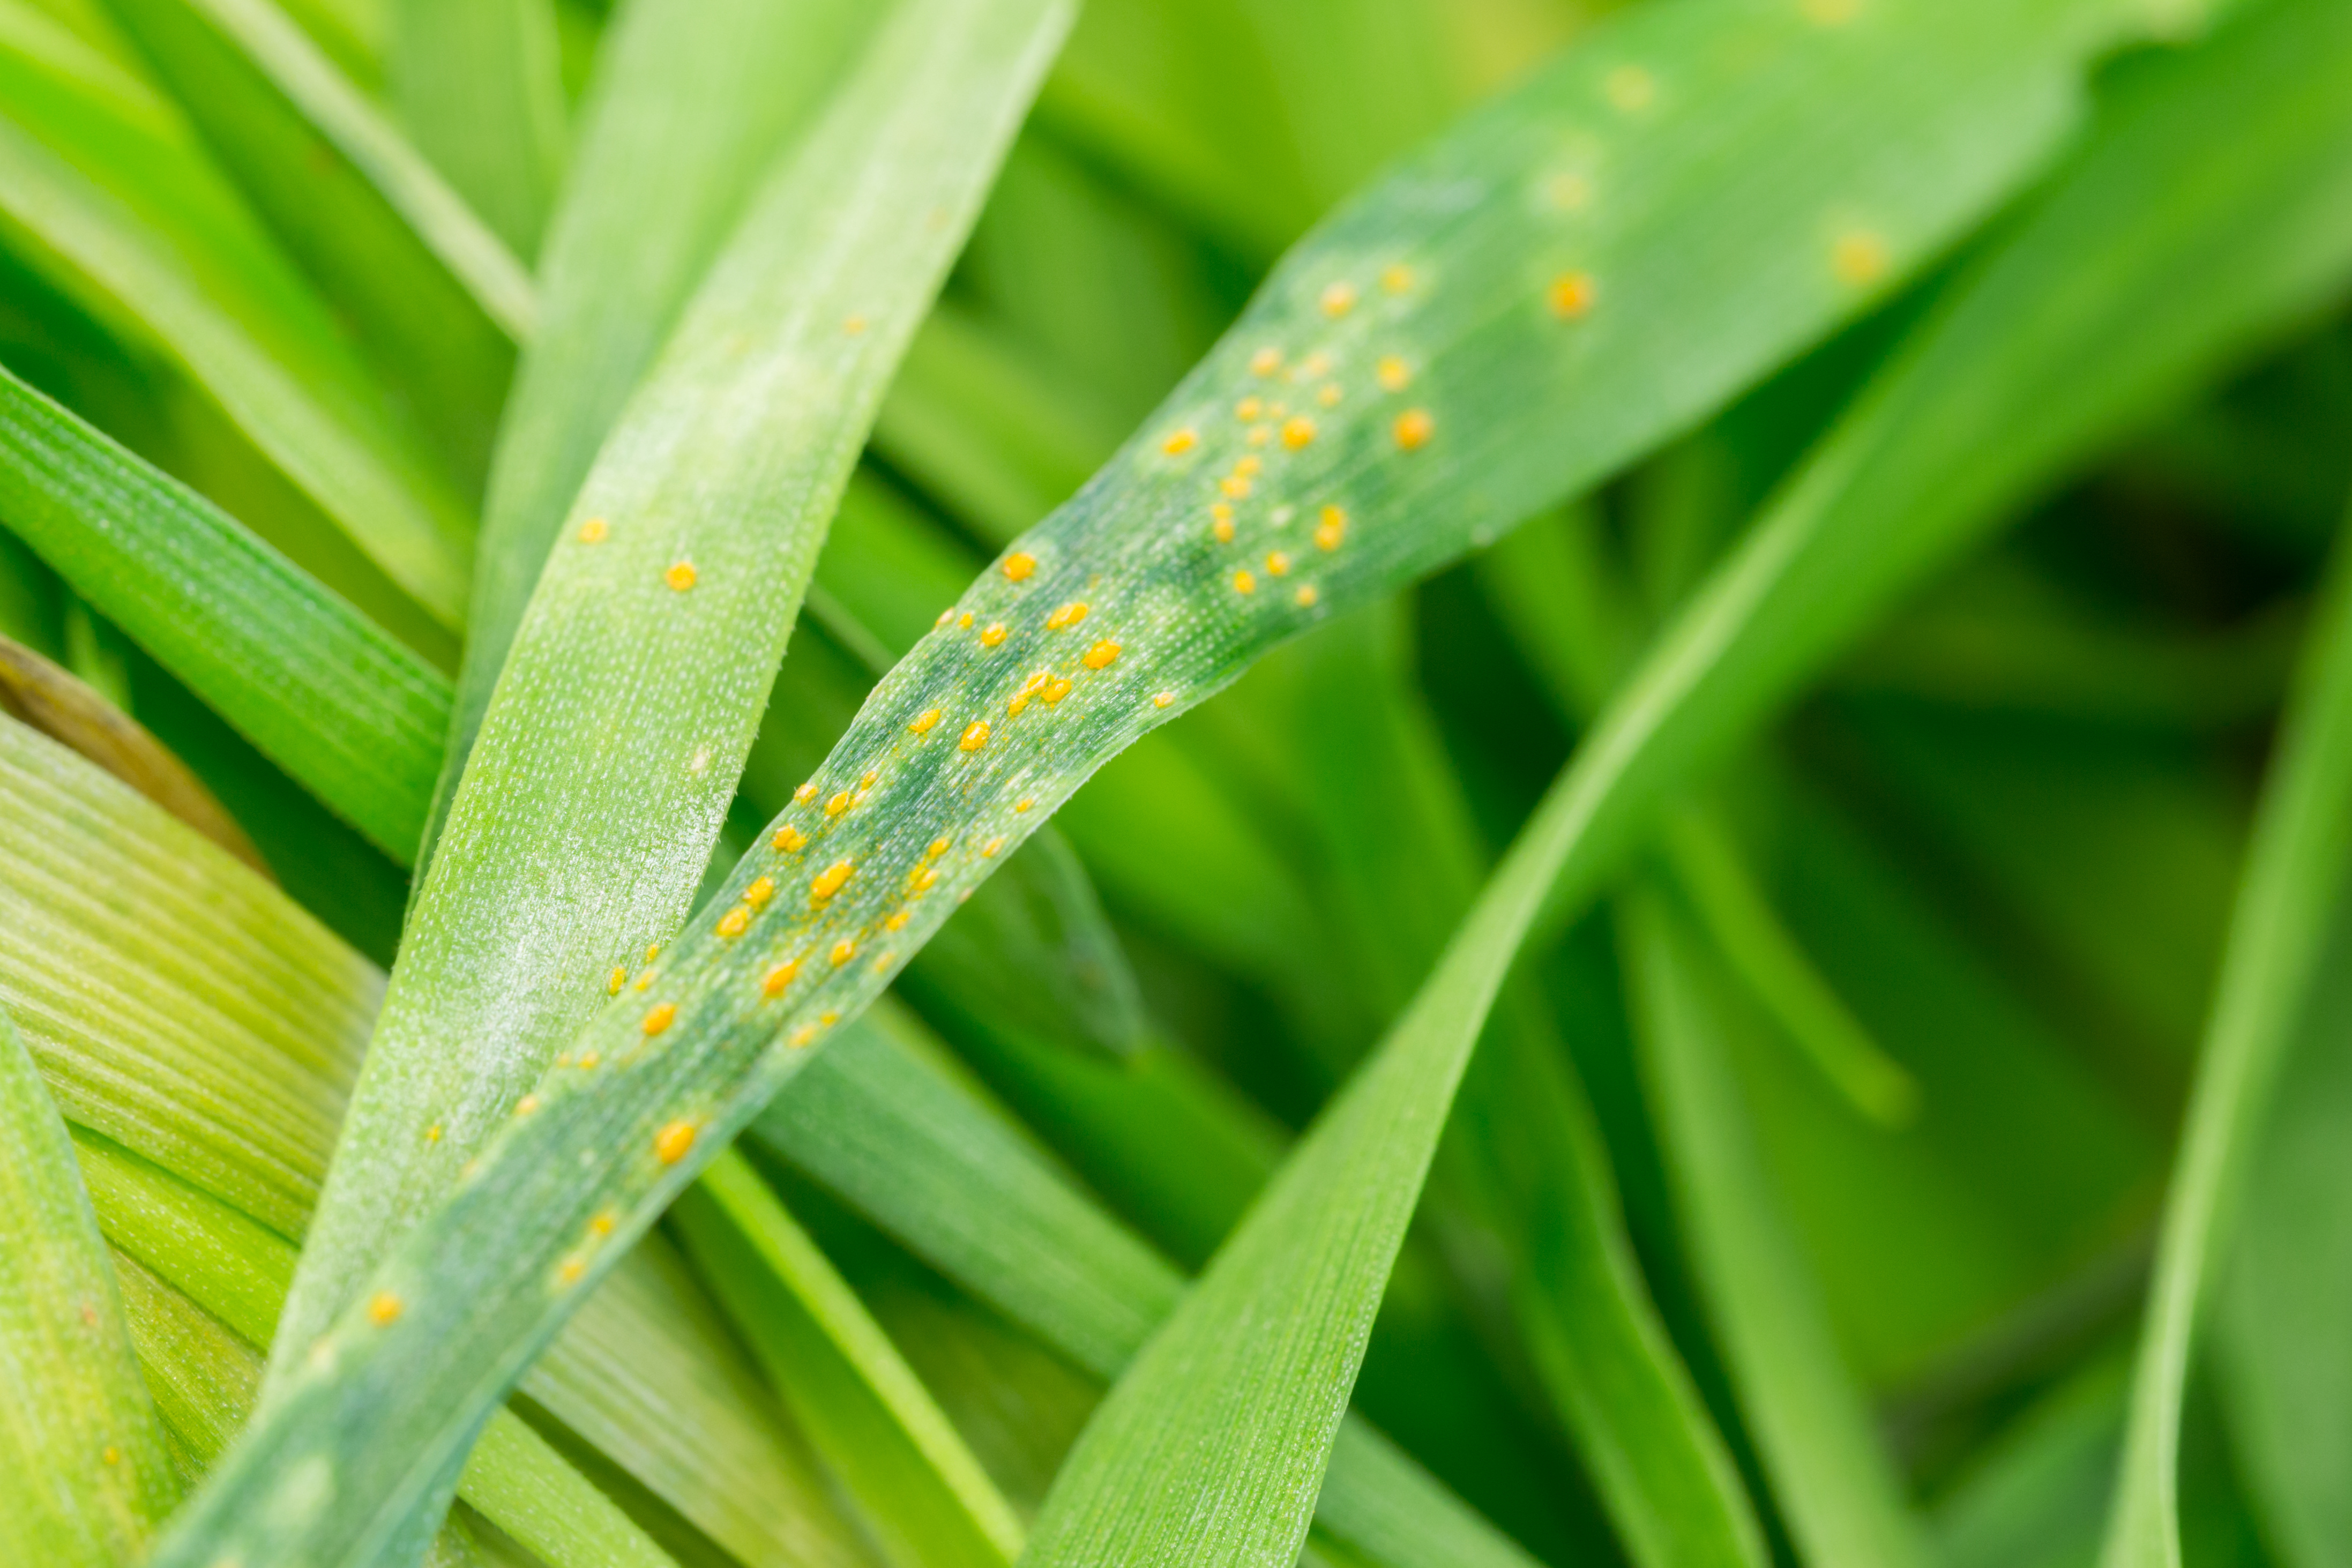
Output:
[
  {"xmin": 147, "ymin": 0, "xmax": 2202, "ymax": 1556},
  {"xmin": 1, "ymin": 710, "xmax": 870, "ymax": 1567},
  {"xmin": 438, "ymin": 0, "xmax": 882, "ymax": 855},
  {"xmin": 753, "ymin": 1003, "xmax": 1544, "ymax": 1568},
  {"xmin": 0, "ymin": 365, "xmax": 447, "ymax": 858},
  {"xmin": 0, "ymin": 1, "xmax": 475, "ymax": 624},
  {"xmin": 268, "ymin": 0, "xmax": 1077, "ymax": 1408},
  {"xmin": 674, "ymin": 1151, "xmax": 1024, "ymax": 1568},
  {"xmin": 1621, "ymin": 888, "xmax": 1930, "ymax": 1567},
  {"xmin": 2100, "ymin": 529, "xmax": 2352, "ymax": 1564},
  {"xmin": 99, "ymin": 0, "xmax": 538, "ymax": 342},
  {"xmin": 0, "ymin": 629, "xmax": 263, "ymax": 870},
  {"xmin": 0, "ymin": 1003, "xmax": 179, "ymax": 1565},
  {"xmin": 390, "ymin": 0, "xmax": 566, "ymax": 260}
]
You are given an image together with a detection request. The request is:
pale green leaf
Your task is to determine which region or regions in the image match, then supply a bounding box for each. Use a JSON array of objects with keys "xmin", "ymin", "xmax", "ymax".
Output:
[
  {"xmin": 390, "ymin": 0, "xmax": 566, "ymax": 261},
  {"xmin": 268, "ymin": 0, "xmax": 1078, "ymax": 1413},
  {"xmin": 674, "ymin": 1151, "xmax": 1024, "ymax": 1568},
  {"xmin": 0, "ymin": 0, "xmax": 475, "ymax": 624},
  {"xmin": 0, "ymin": 1002, "xmax": 178, "ymax": 1565}
]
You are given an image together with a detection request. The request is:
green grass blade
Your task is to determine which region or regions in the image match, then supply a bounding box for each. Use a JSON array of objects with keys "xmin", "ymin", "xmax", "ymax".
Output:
[
  {"xmin": 390, "ymin": 0, "xmax": 566, "ymax": 261},
  {"xmin": 0, "ymin": 0, "xmax": 475, "ymax": 624},
  {"xmin": 2100, "ymin": 533, "xmax": 2352, "ymax": 1565},
  {"xmin": 2211, "ymin": 875, "xmax": 2352, "ymax": 1568},
  {"xmin": 0, "ymin": 709, "xmax": 375, "ymax": 1237},
  {"xmin": 675, "ymin": 1152, "xmax": 1023, "ymax": 1568},
  {"xmin": 0, "ymin": 628, "xmax": 264, "ymax": 870},
  {"xmin": 1661, "ymin": 809, "xmax": 1921, "ymax": 1125},
  {"xmin": 0, "ymin": 1003, "xmax": 179, "ymax": 1564},
  {"xmin": 441, "ymin": 0, "xmax": 882, "ymax": 857},
  {"xmin": 143, "ymin": 0, "xmax": 2192, "ymax": 1556},
  {"xmin": 267, "ymin": 0, "xmax": 1076, "ymax": 1418},
  {"xmin": 0, "ymin": 364, "xmax": 449, "ymax": 858},
  {"xmin": 0, "ymin": 706, "xmax": 866, "ymax": 1566},
  {"xmin": 754, "ymin": 1003, "xmax": 1544, "ymax": 1568},
  {"xmin": 100, "ymin": 0, "xmax": 538, "ymax": 343},
  {"xmin": 1621, "ymin": 888, "xmax": 1930, "ymax": 1567}
]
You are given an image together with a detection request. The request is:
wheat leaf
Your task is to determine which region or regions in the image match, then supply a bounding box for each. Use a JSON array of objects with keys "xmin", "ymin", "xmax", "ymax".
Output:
[
  {"xmin": 0, "ymin": 364, "xmax": 448, "ymax": 859},
  {"xmin": 389, "ymin": 0, "xmax": 566, "ymax": 262},
  {"xmin": 0, "ymin": 1002, "xmax": 180, "ymax": 1565},
  {"xmin": 138, "ymin": 0, "xmax": 2205, "ymax": 1559},
  {"xmin": 0, "ymin": 0, "xmax": 475, "ymax": 624}
]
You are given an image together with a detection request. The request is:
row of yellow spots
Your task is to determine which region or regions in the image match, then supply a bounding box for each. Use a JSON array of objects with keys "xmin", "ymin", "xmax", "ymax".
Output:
[{"xmin": 576, "ymin": 515, "xmax": 703, "ymax": 591}]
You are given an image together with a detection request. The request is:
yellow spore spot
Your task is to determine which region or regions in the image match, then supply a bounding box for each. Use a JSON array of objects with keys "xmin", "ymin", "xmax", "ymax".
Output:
[
  {"xmin": 591, "ymin": 1211, "xmax": 616, "ymax": 1237},
  {"xmin": 982, "ymin": 836, "xmax": 1006, "ymax": 857},
  {"xmin": 1234, "ymin": 569, "xmax": 1258, "ymax": 595},
  {"xmin": 518, "ymin": 1094, "xmax": 541, "ymax": 1115},
  {"xmin": 811, "ymin": 859, "xmax": 856, "ymax": 902},
  {"xmin": 885, "ymin": 910, "xmax": 909, "ymax": 931},
  {"xmin": 1250, "ymin": 346, "xmax": 1282, "ymax": 376},
  {"xmin": 578, "ymin": 1051, "xmax": 599, "ymax": 1070},
  {"xmin": 1043, "ymin": 677, "xmax": 1073, "ymax": 704},
  {"xmin": 1236, "ymin": 396, "xmax": 1263, "ymax": 420},
  {"xmin": 1214, "ymin": 518, "xmax": 1236, "ymax": 544},
  {"xmin": 643, "ymin": 1002, "xmax": 677, "ymax": 1035},
  {"xmin": 1605, "ymin": 65, "xmax": 1655, "ymax": 111},
  {"xmin": 1382, "ymin": 264, "xmax": 1415, "ymax": 294},
  {"xmin": 1549, "ymin": 271, "xmax": 1597, "ymax": 319},
  {"xmin": 425, "ymin": 1123, "xmax": 442, "ymax": 1144},
  {"xmin": 1007, "ymin": 691, "xmax": 1032, "ymax": 718},
  {"xmin": 830, "ymin": 938, "xmax": 857, "ymax": 967},
  {"xmin": 1296, "ymin": 585, "xmax": 1320, "ymax": 607},
  {"xmin": 103, "ymin": 1446, "xmax": 120, "ymax": 1466},
  {"xmin": 790, "ymin": 1025, "xmax": 818, "ymax": 1048},
  {"xmin": 715, "ymin": 907, "xmax": 749, "ymax": 938},
  {"xmin": 773, "ymin": 824, "xmax": 808, "ymax": 852},
  {"xmin": 958, "ymin": 611, "xmax": 974, "ymax": 628},
  {"xmin": 1832, "ymin": 229, "xmax": 1889, "ymax": 286},
  {"xmin": 1154, "ymin": 691, "xmax": 1175, "ymax": 708},
  {"xmin": 911, "ymin": 707, "xmax": 942, "ymax": 734},
  {"xmin": 843, "ymin": 315, "xmax": 868, "ymax": 335},
  {"xmin": 1003, "ymin": 551, "xmax": 1037, "ymax": 581},
  {"xmin": 654, "ymin": 1121, "xmax": 696, "ymax": 1165},
  {"xmin": 1266, "ymin": 551, "xmax": 1291, "ymax": 576},
  {"xmin": 578, "ymin": 517, "xmax": 609, "ymax": 544},
  {"xmin": 1016, "ymin": 797, "xmax": 1035, "ymax": 812},
  {"xmin": 794, "ymin": 783, "xmax": 818, "ymax": 804},
  {"xmin": 825, "ymin": 790, "xmax": 851, "ymax": 817},
  {"xmin": 1162, "ymin": 428, "xmax": 1199, "ymax": 456},
  {"xmin": 664, "ymin": 561, "xmax": 697, "ymax": 592},
  {"xmin": 929, "ymin": 837, "xmax": 951, "ymax": 858},
  {"xmin": 1083, "ymin": 639, "xmax": 1122, "ymax": 669},
  {"xmin": 1320, "ymin": 281, "xmax": 1358, "ymax": 317},
  {"xmin": 368, "ymin": 1293, "xmax": 403, "ymax": 1327},
  {"xmin": 1281, "ymin": 416, "xmax": 1316, "ymax": 450},
  {"xmin": 761, "ymin": 960, "xmax": 798, "ymax": 997},
  {"xmin": 1045, "ymin": 601, "xmax": 1088, "ymax": 630},
  {"xmin": 871, "ymin": 952, "xmax": 895, "ymax": 974},
  {"xmin": 980, "ymin": 623, "xmax": 1007, "ymax": 648},
  {"xmin": 960, "ymin": 720, "xmax": 991, "ymax": 752},
  {"xmin": 633, "ymin": 971, "xmax": 654, "ymax": 991},
  {"xmin": 746, "ymin": 876, "xmax": 775, "ymax": 907},
  {"xmin": 910, "ymin": 864, "xmax": 938, "ymax": 893},
  {"xmin": 1316, "ymin": 506, "xmax": 1348, "ymax": 550},
  {"xmin": 1378, "ymin": 355, "xmax": 1412, "ymax": 392},
  {"xmin": 608, "ymin": 966, "xmax": 626, "ymax": 995},
  {"xmin": 1394, "ymin": 408, "xmax": 1435, "ymax": 451},
  {"xmin": 1235, "ymin": 454, "xmax": 1263, "ymax": 478},
  {"xmin": 559, "ymin": 1257, "xmax": 586, "ymax": 1286},
  {"xmin": 1317, "ymin": 384, "xmax": 1342, "ymax": 408},
  {"xmin": 1221, "ymin": 475, "xmax": 1253, "ymax": 499}
]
